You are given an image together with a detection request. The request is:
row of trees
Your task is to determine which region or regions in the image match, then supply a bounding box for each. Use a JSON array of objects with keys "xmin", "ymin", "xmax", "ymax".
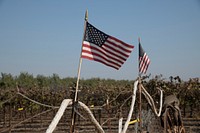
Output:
[{"xmin": 0, "ymin": 72, "xmax": 199, "ymax": 118}]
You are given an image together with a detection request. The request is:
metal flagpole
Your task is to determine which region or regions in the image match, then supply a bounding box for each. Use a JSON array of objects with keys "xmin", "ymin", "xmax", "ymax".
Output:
[
  {"xmin": 138, "ymin": 37, "xmax": 142, "ymax": 133},
  {"xmin": 70, "ymin": 10, "xmax": 88, "ymax": 133}
]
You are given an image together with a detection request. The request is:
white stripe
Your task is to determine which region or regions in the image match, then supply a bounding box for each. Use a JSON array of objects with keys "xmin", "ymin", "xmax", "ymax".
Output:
[
  {"xmin": 104, "ymin": 40, "xmax": 132, "ymax": 57},
  {"xmin": 83, "ymin": 41, "xmax": 125, "ymax": 63},
  {"xmin": 107, "ymin": 38, "xmax": 133, "ymax": 52},
  {"xmin": 82, "ymin": 52, "xmax": 120, "ymax": 69},
  {"xmin": 139, "ymin": 53, "xmax": 150, "ymax": 73},
  {"xmin": 82, "ymin": 46, "xmax": 123, "ymax": 66},
  {"xmin": 102, "ymin": 44, "xmax": 128, "ymax": 60},
  {"xmin": 143, "ymin": 59, "xmax": 150, "ymax": 73},
  {"xmin": 102, "ymin": 42, "xmax": 130, "ymax": 60}
]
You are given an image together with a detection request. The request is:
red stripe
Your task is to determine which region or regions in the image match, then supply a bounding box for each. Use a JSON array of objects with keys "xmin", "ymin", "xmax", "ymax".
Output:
[
  {"xmin": 101, "ymin": 44, "xmax": 127, "ymax": 60},
  {"xmin": 106, "ymin": 38, "xmax": 133, "ymax": 54},
  {"xmin": 103, "ymin": 42, "xmax": 129, "ymax": 58},
  {"xmin": 109, "ymin": 36, "xmax": 134, "ymax": 49},
  {"xmin": 139, "ymin": 54, "xmax": 150, "ymax": 74},
  {"xmin": 82, "ymin": 49, "xmax": 121, "ymax": 68},
  {"xmin": 143, "ymin": 61, "xmax": 150, "ymax": 73},
  {"xmin": 81, "ymin": 55, "xmax": 119, "ymax": 70},
  {"xmin": 82, "ymin": 43, "xmax": 124, "ymax": 64}
]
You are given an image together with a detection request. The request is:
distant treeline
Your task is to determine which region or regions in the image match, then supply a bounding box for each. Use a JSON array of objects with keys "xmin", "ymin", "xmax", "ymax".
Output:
[{"xmin": 0, "ymin": 72, "xmax": 199, "ymax": 118}]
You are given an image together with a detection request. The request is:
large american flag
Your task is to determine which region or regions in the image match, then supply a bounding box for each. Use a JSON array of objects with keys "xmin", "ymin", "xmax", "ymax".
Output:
[
  {"xmin": 81, "ymin": 22, "xmax": 134, "ymax": 70},
  {"xmin": 139, "ymin": 42, "xmax": 150, "ymax": 74}
]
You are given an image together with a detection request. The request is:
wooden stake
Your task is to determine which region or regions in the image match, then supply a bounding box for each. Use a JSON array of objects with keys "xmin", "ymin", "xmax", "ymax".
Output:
[
  {"xmin": 70, "ymin": 10, "xmax": 88, "ymax": 133},
  {"xmin": 138, "ymin": 78, "xmax": 142, "ymax": 132},
  {"xmin": 138, "ymin": 38, "xmax": 142, "ymax": 132}
]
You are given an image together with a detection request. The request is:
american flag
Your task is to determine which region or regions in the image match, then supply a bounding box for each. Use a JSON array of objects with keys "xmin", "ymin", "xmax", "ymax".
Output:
[
  {"xmin": 81, "ymin": 22, "xmax": 134, "ymax": 70},
  {"xmin": 139, "ymin": 42, "xmax": 150, "ymax": 74}
]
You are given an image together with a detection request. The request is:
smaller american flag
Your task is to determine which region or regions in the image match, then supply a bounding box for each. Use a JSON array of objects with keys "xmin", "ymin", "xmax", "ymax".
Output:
[
  {"xmin": 139, "ymin": 41, "xmax": 150, "ymax": 74},
  {"xmin": 81, "ymin": 22, "xmax": 134, "ymax": 70}
]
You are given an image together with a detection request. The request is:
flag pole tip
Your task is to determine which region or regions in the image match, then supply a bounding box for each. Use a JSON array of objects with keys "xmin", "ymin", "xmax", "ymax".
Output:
[
  {"xmin": 85, "ymin": 9, "xmax": 88, "ymax": 21},
  {"xmin": 138, "ymin": 37, "xmax": 141, "ymax": 43}
]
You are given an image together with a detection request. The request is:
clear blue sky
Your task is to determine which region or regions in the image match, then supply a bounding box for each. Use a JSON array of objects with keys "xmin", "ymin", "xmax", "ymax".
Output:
[{"xmin": 0, "ymin": 0, "xmax": 199, "ymax": 80}]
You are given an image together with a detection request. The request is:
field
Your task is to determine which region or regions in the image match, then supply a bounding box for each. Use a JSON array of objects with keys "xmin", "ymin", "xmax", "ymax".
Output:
[
  {"xmin": 0, "ymin": 73, "xmax": 199, "ymax": 132},
  {"xmin": 0, "ymin": 106, "xmax": 200, "ymax": 133}
]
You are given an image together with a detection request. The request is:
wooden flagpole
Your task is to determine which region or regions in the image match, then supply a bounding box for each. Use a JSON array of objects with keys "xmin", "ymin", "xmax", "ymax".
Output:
[
  {"xmin": 70, "ymin": 10, "xmax": 88, "ymax": 133},
  {"xmin": 138, "ymin": 37, "xmax": 142, "ymax": 133}
]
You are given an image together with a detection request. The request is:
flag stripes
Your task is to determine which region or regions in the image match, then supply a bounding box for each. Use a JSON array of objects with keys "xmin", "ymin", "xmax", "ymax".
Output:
[
  {"xmin": 81, "ymin": 22, "xmax": 134, "ymax": 70},
  {"xmin": 139, "ymin": 53, "xmax": 150, "ymax": 74},
  {"xmin": 139, "ymin": 42, "xmax": 150, "ymax": 74}
]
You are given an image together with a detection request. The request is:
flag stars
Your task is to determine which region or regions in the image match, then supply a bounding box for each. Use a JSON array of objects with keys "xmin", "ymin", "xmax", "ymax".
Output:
[{"xmin": 85, "ymin": 22, "xmax": 108, "ymax": 47}]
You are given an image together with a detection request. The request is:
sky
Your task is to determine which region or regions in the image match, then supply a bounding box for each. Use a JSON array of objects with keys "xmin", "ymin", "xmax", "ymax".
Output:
[{"xmin": 0, "ymin": 0, "xmax": 199, "ymax": 81}]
